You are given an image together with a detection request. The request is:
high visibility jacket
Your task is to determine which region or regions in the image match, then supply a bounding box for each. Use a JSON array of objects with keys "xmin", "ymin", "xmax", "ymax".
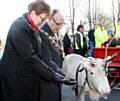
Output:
[
  {"xmin": 115, "ymin": 24, "xmax": 120, "ymax": 38},
  {"xmin": 94, "ymin": 26, "xmax": 109, "ymax": 48},
  {"xmin": 75, "ymin": 31, "xmax": 83, "ymax": 49}
]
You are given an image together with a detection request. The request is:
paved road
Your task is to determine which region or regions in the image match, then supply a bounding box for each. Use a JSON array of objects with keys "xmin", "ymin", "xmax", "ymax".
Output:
[{"xmin": 62, "ymin": 85, "xmax": 120, "ymax": 101}]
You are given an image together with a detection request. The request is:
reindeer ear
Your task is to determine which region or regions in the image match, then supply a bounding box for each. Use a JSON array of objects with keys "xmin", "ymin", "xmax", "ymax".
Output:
[
  {"xmin": 88, "ymin": 57, "xmax": 95, "ymax": 66},
  {"xmin": 88, "ymin": 57, "xmax": 94, "ymax": 60}
]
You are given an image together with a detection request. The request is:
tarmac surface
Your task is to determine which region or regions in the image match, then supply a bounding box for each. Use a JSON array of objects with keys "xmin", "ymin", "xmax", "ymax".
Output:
[{"xmin": 62, "ymin": 84, "xmax": 120, "ymax": 101}]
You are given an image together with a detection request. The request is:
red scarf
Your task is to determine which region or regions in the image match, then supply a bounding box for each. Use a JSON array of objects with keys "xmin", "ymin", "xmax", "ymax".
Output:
[{"xmin": 27, "ymin": 14, "xmax": 39, "ymax": 31}]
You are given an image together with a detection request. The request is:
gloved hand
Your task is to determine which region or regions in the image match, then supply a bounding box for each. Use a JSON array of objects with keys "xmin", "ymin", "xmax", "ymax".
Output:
[
  {"xmin": 52, "ymin": 73, "xmax": 76, "ymax": 85},
  {"xmin": 62, "ymin": 78, "xmax": 77, "ymax": 85},
  {"xmin": 52, "ymin": 72, "xmax": 64, "ymax": 84}
]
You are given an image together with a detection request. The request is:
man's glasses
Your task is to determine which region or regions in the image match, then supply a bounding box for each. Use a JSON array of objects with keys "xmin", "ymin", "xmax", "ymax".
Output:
[{"xmin": 52, "ymin": 17, "xmax": 65, "ymax": 26}]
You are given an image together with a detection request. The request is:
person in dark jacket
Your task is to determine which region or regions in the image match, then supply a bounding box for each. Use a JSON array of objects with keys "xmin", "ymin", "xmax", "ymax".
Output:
[
  {"xmin": 41, "ymin": 9, "xmax": 64, "ymax": 68},
  {"xmin": 63, "ymin": 30, "xmax": 71, "ymax": 56},
  {"xmin": 41, "ymin": 9, "xmax": 65, "ymax": 101},
  {"xmin": 74, "ymin": 25, "xmax": 88, "ymax": 57},
  {"xmin": 0, "ymin": 1, "xmax": 75, "ymax": 101},
  {"xmin": 88, "ymin": 29, "xmax": 95, "ymax": 57}
]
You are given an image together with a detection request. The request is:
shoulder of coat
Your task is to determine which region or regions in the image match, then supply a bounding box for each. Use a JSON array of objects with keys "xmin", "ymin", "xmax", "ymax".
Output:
[{"xmin": 76, "ymin": 31, "xmax": 81, "ymax": 34}]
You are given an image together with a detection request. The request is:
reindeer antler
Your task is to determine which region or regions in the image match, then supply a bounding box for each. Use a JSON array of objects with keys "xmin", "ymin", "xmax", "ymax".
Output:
[{"xmin": 105, "ymin": 52, "xmax": 118, "ymax": 62}]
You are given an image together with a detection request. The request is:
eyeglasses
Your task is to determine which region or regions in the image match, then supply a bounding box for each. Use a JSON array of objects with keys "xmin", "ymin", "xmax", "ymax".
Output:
[
  {"xmin": 52, "ymin": 17, "xmax": 65, "ymax": 26},
  {"xmin": 39, "ymin": 15, "xmax": 47, "ymax": 21}
]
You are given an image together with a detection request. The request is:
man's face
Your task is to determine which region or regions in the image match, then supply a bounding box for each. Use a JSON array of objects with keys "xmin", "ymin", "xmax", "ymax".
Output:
[{"xmin": 51, "ymin": 14, "xmax": 64, "ymax": 32}]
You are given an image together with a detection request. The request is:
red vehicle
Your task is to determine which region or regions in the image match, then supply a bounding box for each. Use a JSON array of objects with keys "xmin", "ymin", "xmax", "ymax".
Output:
[{"xmin": 94, "ymin": 47, "xmax": 120, "ymax": 89}]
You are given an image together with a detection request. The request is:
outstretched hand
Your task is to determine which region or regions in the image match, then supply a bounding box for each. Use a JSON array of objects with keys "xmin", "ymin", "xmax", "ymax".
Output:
[
  {"xmin": 62, "ymin": 77, "xmax": 77, "ymax": 85},
  {"xmin": 52, "ymin": 73, "xmax": 76, "ymax": 85}
]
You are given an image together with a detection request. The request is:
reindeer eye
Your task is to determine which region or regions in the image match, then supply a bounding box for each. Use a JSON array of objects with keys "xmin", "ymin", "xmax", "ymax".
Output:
[
  {"xmin": 91, "ymin": 63, "xmax": 95, "ymax": 66},
  {"xmin": 90, "ymin": 72, "xmax": 94, "ymax": 75},
  {"xmin": 90, "ymin": 62, "xmax": 95, "ymax": 66}
]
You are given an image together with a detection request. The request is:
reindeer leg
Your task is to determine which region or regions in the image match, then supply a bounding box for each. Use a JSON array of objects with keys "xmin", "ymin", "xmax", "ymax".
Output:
[
  {"xmin": 78, "ymin": 86, "xmax": 85, "ymax": 101},
  {"xmin": 79, "ymin": 93, "xmax": 85, "ymax": 101}
]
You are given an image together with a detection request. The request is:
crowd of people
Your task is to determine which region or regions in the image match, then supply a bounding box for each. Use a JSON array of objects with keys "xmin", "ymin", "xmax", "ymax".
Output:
[
  {"xmin": 63, "ymin": 21, "xmax": 120, "ymax": 57},
  {"xmin": 0, "ymin": 0, "xmax": 120, "ymax": 101}
]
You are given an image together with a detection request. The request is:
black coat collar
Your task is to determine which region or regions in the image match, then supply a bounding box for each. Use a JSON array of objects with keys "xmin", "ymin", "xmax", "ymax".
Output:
[{"xmin": 41, "ymin": 22, "xmax": 54, "ymax": 36}]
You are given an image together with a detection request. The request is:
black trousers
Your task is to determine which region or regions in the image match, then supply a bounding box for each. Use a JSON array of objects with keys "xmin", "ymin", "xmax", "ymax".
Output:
[{"xmin": 74, "ymin": 49, "xmax": 85, "ymax": 57}]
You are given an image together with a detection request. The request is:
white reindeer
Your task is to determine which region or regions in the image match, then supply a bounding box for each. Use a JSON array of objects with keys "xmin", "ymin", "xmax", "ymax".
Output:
[{"xmin": 62, "ymin": 53, "xmax": 117, "ymax": 101}]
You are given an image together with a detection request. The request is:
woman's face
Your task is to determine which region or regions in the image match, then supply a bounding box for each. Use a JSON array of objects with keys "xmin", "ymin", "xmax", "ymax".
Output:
[
  {"xmin": 80, "ymin": 27, "xmax": 84, "ymax": 32},
  {"xmin": 30, "ymin": 10, "xmax": 49, "ymax": 26},
  {"xmin": 36, "ymin": 13, "xmax": 49, "ymax": 26}
]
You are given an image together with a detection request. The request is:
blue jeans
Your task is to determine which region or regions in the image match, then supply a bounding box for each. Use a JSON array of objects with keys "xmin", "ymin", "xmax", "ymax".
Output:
[{"xmin": 89, "ymin": 41, "xmax": 95, "ymax": 57}]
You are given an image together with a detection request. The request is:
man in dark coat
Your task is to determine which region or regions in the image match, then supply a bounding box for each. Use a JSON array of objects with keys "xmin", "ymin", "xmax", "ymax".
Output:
[
  {"xmin": 41, "ymin": 9, "xmax": 64, "ymax": 68},
  {"xmin": 41, "ymin": 9, "xmax": 65, "ymax": 101},
  {"xmin": 0, "ymin": 1, "xmax": 74, "ymax": 101}
]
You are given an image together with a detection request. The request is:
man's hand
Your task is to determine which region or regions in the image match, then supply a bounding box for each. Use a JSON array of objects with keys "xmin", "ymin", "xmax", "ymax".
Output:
[
  {"xmin": 52, "ymin": 73, "xmax": 76, "ymax": 85},
  {"xmin": 62, "ymin": 77, "xmax": 77, "ymax": 85},
  {"xmin": 52, "ymin": 72, "xmax": 64, "ymax": 84}
]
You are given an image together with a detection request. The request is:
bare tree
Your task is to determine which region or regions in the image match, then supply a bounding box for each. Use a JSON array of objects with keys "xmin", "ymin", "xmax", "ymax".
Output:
[
  {"xmin": 68, "ymin": 0, "xmax": 76, "ymax": 50},
  {"xmin": 117, "ymin": 0, "xmax": 120, "ymax": 22},
  {"xmin": 71, "ymin": 0, "xmax": 75, "ymax": 34},
  {"xmin": 111, "ymin": 0, "xmax": 116, "ymax": 35},
  {"xmin": 88, "ymin": 0, "xmax": 92, "ymax": 29},
  {"xmin": 84, "ymin": 0, "xmax": 99, "ymax": 29},
  {"xmin": 68, "ymin": 0, "xmax": 81, "ymax": 34},
  {"xmin": 37, "ymin": 0, "xmax": 45, "ymax": 1},
  {"xmin": 92, "ymin": 0, "xmax": 98, "ymax": 28}
]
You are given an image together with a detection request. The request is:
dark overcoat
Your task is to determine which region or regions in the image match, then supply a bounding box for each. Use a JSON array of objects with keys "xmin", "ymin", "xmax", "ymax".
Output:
[
  {"xmin": 63, "ymin": 33, "xmax": 71, "ymax": 55},
  {"xmin": 41, "ymin": 23, "xmax": 63, "ymax": 67},
  {"xmin": 41, "ymin": 22, "xmax": 64, "ymax": 101},
  {"xmin": 0, "ymin": 13, "xmax": 59, "ymax": 101}
]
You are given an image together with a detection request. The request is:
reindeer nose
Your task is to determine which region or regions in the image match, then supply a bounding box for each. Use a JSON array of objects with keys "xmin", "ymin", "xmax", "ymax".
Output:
[{"xmin": 100, "ymin": 88, "xmax": 110, "ymax": 96}]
